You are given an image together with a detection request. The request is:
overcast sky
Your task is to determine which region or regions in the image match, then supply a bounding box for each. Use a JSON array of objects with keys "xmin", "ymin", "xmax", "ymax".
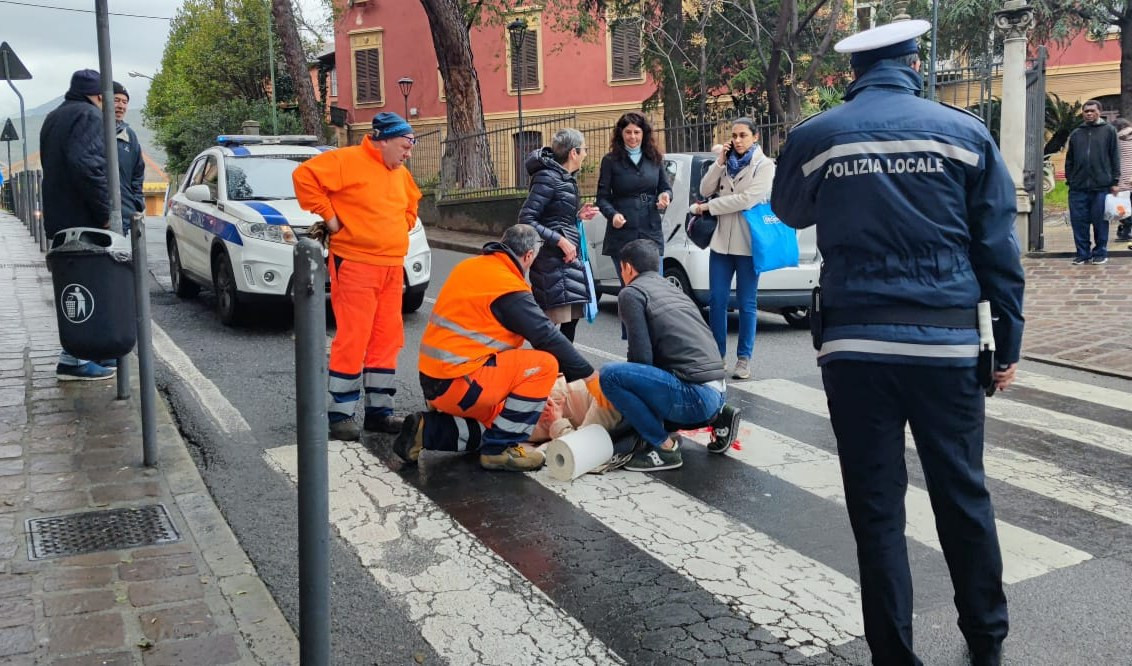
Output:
[{"xmin": 0, "ymin": 0, "xmax": 329, "ymax": 119}]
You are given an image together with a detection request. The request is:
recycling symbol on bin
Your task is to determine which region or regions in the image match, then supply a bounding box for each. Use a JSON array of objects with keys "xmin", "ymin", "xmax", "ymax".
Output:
[{"xmin": 61, "ymin": 284, "xmax": 94, "ymax": 324}]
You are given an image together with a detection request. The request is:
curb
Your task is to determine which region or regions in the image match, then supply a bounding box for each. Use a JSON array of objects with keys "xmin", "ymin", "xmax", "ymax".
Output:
[
  {"xmin": 427, "ymin": 236, "xmax": 485, "ymax": 255},
  {"xmin": 1022, "ymin": 353, "xmax": 1132, "ymax": 382},
  {"xmin": 150, "ymin": 369, "xmax": 300, "ymax": 664}
]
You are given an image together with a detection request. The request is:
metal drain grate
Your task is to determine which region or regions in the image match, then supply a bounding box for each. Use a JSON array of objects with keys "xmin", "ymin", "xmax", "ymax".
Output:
[{"xmin": 25, "ymin": 504, "xmax": 181, "ymax": 560}]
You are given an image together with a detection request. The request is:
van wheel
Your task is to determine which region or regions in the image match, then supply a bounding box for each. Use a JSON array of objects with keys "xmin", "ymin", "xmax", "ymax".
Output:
[
  {"xmin": 782, "ymin": 307, "xmax": 811, "ymax": 330},
  {"xmin": 167, "ymin": 235, "xmax": 200, "ymax": 298},
  {"xmin": 664, "ymin": 264, "xmax": 695, "ymax": 302},
  {"xmin": 213, "ymin": 253, "xmax": 243, "ymax": 327},
  {"xmin": 402, "ymin": 287, "xmax": 425, "ymax": 313}
]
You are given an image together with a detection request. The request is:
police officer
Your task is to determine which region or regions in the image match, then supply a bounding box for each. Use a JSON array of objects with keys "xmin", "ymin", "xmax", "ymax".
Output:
[{"xmin": 771, "ymin": 20, "xmax": 1025, "ymax": 666}]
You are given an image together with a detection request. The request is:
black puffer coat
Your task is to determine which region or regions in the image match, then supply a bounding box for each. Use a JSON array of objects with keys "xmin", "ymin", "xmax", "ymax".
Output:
[
  {"xmin": 518, "ymin": 148, "xmax": 590, "ymax": 311},
  {"xmin": 40, "ymin": 91, "xmax": 109, "ymax": 237}
]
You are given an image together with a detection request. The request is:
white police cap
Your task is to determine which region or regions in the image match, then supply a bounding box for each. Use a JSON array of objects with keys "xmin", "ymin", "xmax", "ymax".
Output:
[{"xmin": 835, "ymin": 19, "xmax": 930, "ymax": 55}]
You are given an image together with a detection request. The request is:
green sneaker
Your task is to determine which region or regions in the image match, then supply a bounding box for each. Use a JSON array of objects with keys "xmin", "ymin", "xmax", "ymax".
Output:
[
  {"xmin": 624, "ymin": 439, "xmax": 682, "ymax": 472},
  {"xmin": 480, "ymin": 446, "xmax": 545, "ymax": 472}
]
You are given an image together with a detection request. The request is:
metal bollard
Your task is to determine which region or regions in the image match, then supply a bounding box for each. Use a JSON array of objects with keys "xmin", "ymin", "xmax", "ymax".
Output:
[
  {"xmin": 293, "ymin": 238, "xmax": 329, "ymax": 665},
  {"xmin": 131, "ymin": 214, "xmax": 158, "ymax": 466}
]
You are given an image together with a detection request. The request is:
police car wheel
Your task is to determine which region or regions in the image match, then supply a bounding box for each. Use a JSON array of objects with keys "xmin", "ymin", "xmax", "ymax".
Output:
[
  {"xmin": 664, "ymin": 263, "xmax": 695, "ymax": 302},
  {"xmin": 782, "ymin": 308, "xmax": 811, "ymax": 330},
  {"xmin": 167, "ymin": 235, "xmax": 200, "ymax": 299},
  {"xmin": 213, "ymin": 254, "xmax": 243, "ymax": 327},
  {"xmin": 402, "ymin": 288, "xmax": 425, "ymax": 313}
]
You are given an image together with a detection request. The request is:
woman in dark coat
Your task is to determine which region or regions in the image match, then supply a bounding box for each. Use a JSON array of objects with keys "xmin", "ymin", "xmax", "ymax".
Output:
[
  {"xmin": 596, "ymin": 112, "xmax": 672, "ymax": 274},
  {"xmin": 518, "ymin": 128, "xmax": 597, "ymax": 342}
]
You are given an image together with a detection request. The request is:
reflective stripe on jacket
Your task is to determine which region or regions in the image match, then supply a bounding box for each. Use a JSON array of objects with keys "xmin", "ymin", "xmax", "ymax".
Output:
[{"xmin": 418, "ymin": 252, "xmax": 530, "ymax": 378}]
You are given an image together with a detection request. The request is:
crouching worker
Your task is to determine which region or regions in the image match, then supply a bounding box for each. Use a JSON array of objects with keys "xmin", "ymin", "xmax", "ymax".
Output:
[
  {"xmin": 394, "ymin": 224, "xmax": 610, "ymax": 472},
  {"xmin": 600, "ymin": 240, "xmax": 741, "ymax": 472}
]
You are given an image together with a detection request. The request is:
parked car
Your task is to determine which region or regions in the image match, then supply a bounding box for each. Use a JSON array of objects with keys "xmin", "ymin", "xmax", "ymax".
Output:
[
  {"xmin": 583, "ymin": 152, "xmax": 818, "ymax": 328},
  {"xmin": 165, "ymin": 134, "xmax": 431, "ymax": 325}
]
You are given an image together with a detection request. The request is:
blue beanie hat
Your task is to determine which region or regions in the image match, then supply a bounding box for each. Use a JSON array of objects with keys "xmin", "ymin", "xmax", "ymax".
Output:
[
  {"xmin": 68, "ymin": 69, "xmax": 102, "ymax": 96},
  {"xmin": 371, "ymin": 112, "xmax": 413, "ymax": 140}
]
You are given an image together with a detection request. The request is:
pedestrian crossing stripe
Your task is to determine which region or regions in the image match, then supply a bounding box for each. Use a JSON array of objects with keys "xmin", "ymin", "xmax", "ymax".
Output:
[
  {"xmin": 263, "ymin": 443, "xmax": 626, "ymax": 666},
  {"xmin": 984, "ymin": 397, "xmax": 1132, "ymax": 458},
  {"xmin": 731, "ymin": 378, "xmax": 1132, "ymax": 528},
  {"xmin": 531, "ymin": 468, "xmax": 864, "ymax": 654},
  {"xmin": 1014, "ymin": 370, "xmax": 1132, "ymax": 412}
]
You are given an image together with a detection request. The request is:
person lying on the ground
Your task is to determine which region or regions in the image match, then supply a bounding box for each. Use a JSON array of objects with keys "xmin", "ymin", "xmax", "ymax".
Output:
[
  {"xmin": 529, "ymin": 375, "xmax": 621, "ymax": 444},
  {"xmin": 599, "ymin": 239, "xmax": 741, "ymax": 472},
  {"xmin": 390, "ymin": 224, "xmax": 612, "ymax": 473}
]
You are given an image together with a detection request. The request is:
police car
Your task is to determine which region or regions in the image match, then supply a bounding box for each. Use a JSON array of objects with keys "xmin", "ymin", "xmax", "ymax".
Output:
[
  {"xmin": 164, "ymin": 134, "xmax": 431, "ymax": 325},
  {"xmin": 583, "ymin": 152, "xmax": 819, "ymax": 329}
]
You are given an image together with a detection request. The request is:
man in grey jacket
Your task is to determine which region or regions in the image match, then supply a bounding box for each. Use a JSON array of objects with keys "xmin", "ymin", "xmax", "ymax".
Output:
[
  {"xmin": 1065, "ymin": 99, "xmax": 1120, "ymax": 265},
  {"xmin": 113, "ymin": 82, "xmax": 145, "ymax": 236},
  {"xmin": 599, "ymin": 239, "xmax": 740, "ymax": 471}
]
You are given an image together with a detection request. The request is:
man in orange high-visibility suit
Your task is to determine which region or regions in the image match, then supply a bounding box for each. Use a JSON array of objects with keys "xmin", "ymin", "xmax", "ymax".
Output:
[
  {"xmin": 393, "ymin": 224, "xmax": 611, "ymax": 472},
  {"xmin": 293, "ymin": 112, "xmax": 420, "ymax": 441}
]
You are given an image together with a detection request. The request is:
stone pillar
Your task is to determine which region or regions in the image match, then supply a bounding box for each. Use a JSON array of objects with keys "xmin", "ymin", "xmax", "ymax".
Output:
[
  {"xmin": 241, "ymin": 120, "xmax": 261, "ymax": 136},
  {"xmin": 996, "ymin": 0, "xmax": 1035, "ymax": 251}
]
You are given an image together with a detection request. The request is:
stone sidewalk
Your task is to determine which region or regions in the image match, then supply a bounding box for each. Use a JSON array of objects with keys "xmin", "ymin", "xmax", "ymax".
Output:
[
  {"xmin": 0, "ymin": 212, "xmax": 297, "ymax": 665},
  {"xmin": 427, "ymin": 226, "xmax": 1132, "ymax": 380}
]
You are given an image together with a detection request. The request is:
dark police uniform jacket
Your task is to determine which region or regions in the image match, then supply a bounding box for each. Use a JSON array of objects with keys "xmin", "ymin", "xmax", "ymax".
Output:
[{"xmin": 771, "ymin": 63, "xmax": 1025, "ymax": 368}]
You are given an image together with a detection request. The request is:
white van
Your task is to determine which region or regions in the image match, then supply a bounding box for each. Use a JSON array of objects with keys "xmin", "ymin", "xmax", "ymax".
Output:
[{"xmin": 582, "ymin": 152, "xmax": 818, "ymax": 328}]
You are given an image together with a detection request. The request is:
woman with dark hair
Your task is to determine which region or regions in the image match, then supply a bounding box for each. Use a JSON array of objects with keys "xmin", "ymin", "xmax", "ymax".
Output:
[
  {"xmin": 518, "ymin": 128, "xmax": 598, "ymax": 342},
  {"xmin": 596, "ymin": 112, "xmax": 672, "ymax": 279},
  {"xmin": 690, "ymin": 118, "xmax": 775, "ymax": 379}
]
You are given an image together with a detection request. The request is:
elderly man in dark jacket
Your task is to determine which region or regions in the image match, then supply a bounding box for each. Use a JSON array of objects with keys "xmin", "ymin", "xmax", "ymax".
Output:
[
  {"xmin": 113, "ymin": 81, "xmax": 145, "ymax": 236},
  {"xmin": 39, "ymin": 69, "xmax": 115, "ymax": 382},
  {"xmin": 40, "ymin": 69, "xmax": 110, "ymax": 238},
  {"xmin": 518, "ymin": 128, "xmax": 597, "ymax": 342}
]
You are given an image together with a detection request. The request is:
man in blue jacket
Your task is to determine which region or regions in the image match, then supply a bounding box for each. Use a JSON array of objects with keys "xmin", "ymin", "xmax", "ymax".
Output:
[
  {"xmin": 772, "ymin": 20, "xmax": 1024, "ymax": 666},
  {"xmin": 113, "ymin": 81, "xmax": 145, "ymax": 237},
  {"xmin": 1064, "ymin": 100, "xmax": 1119, "ymax": 264}
]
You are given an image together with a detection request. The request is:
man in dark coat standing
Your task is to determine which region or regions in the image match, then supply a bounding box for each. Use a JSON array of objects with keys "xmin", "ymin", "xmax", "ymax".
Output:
[
  {"xmin": 113, "ymin": 81, "xmax": 145, "ymax": 237},
  {"xmin": 1064, "ymin": 99, "xmax": 1120, "ymax": 264},
  {"xmin": 39, "ymin": 69, "xmax": 115, "ymax": 381}
]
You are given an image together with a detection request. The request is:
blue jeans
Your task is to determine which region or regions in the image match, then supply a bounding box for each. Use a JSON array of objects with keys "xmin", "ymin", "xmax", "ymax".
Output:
[
  {"xmin": 1068, "ymin": 189, "xmax": 1109, "ymax": 261},
  {"xmin": 708, "ymin": 251, "xmax": 759, "ymax": 360},
  {"xmin": 599, "ymin": 362, "xmax": 725, "ymax": 448}
]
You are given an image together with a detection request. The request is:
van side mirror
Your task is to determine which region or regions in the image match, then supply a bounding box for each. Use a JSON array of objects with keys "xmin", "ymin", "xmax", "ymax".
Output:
[{"xmin": 184, "ymin": 184, "xmax": 214, "ymax": 203}]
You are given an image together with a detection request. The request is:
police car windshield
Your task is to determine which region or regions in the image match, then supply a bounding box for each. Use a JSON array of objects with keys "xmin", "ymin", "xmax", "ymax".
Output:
[{"xmin": 224, "ymin": 155, "xmax": 312, "ymax": 201}]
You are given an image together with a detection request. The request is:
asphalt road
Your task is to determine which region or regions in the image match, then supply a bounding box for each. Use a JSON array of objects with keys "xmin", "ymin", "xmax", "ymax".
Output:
[{"xmin": 140, "ymin": 219, "xmax": 1132, "ymax": 665}]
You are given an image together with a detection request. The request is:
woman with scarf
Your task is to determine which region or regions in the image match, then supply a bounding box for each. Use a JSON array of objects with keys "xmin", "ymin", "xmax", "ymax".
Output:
[{"xmin": 690, "ymin": 118, "xmax": 775, "ymax": 379}]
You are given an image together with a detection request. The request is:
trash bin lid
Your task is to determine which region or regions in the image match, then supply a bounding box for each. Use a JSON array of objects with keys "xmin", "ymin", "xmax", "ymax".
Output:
[{"xmin": 47, "ymin": 227, "xmax": 132, "ymax": 262}]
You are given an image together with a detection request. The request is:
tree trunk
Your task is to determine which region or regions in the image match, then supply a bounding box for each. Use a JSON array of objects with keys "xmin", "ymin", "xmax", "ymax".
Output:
[
  {"xmin": 271, "ymin": 0, "xmax": 324, "ymax": 137},
  {"xmin": 765, "ymin": 0, "xmax": 794, "ymax": 122},
  {"xmin": 420, "ymin": 0, "xmax": 497, "ymax": 190},
  {"xmin": 1122, "ymin": 13, "xmax": 1132, "ymax": 119}
]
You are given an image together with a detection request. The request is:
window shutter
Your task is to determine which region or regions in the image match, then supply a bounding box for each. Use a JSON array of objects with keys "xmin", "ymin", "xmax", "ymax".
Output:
[
  {"xmin": 354, "ymin": 48, "xmax": 382, "ymax": 104},
  {"xmin": 510, "ymin": 31, "xmax": 539, "ymax": 91},
  {"xmin": 611, "ymin": 20, "xmax": 641, "ymax": 81}
]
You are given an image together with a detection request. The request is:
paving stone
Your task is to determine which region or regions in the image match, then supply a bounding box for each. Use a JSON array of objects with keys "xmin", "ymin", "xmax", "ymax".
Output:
[
  {"xmin": 31, "ymin": 490, "xmax": 89, "ymax": 512},
  {"xmin": 0, "ymin": 389, "xmax": 24, "ymax": 409},
  {"xmin": 28, "ymin": 472, "xmax": 86, "ymax": 493},
  {"xmin": 119, "ymin": 554, "xmax": 198, "ymax": 582},
  {"xmin": 30, "ymin": 398, "xmax": 72, "ymax": 415},
  {"xmin": 28, "ymin": 454, "xmax": 76, "ymax": 474},
  {"xmin": 131, "ymin": 543, "xmax": 194, "ymax": 560},
  {"xmin": 44, "ymin": 590, "xmax": 117, "ymax": 616},
  {"xmin": 42, "ymin": 567, "xmax": 114, "ymax": 592},
  {"xmin": 91, "ymin": 482, "xmax": 161, "ymax": 504},
  {"xmin": 0, "ymin": 459, "xmax": 23, "ymax": 477},
  {"xmin": 27, "ymin": 437, "xmax": 75, "ymax": 454},
  {"xmin": 0, "ymin": 445, "xmax": 21, "ymax": 459},
  {"xmin": 32, "ymin": 412, "xmax": 78, "ymax": 427},
  {"xmin": 0, "ymin": 576, "xmax": 31, "ymax": 599},
  {"xmin": 57, "ymin": 551, "xmax": 126, "ymax": 567},
  {"xmin": 138, "ymin": 602, "xmax": 218, "ymax": 642},
  {"xmin": 0, "ymin": 597, "xmax": 33, "ymax": 628},
  {"xmin": 50, "ymin": 653, "xmax": 134, "ymax": 666},
  {"xmin": 141, "ymin": 634, "xmax": 242, "ymax": 665},
  {"xmin": 0, "ymin": 626, "xmax": 34, "ymax": 657},
  {"xmin": 47, "ymin": 613, "xmax": 126, "ymax": 655},
  {"xmin": 0, "ymin": 477, "xmax": 23, "ymax": 494},
  {"xmin": 77, "ymin": 450, "xmax": 139, "ymax": 470},
  {"xmin": 86, "ymin": 467, "xmax": 137, "ymax": 485},
  {"xmin": 128, "ymin": 576, "xmax": 205, "ymax": 607}
]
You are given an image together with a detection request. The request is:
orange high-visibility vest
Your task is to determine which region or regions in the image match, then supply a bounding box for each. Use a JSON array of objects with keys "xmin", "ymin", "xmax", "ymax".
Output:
[{"xmin": 418, "ymin": 252, "xmax": 530, "ymax": 379}]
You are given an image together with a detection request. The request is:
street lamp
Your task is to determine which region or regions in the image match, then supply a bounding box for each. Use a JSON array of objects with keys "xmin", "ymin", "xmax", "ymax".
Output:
[
  {"xmin": 507, "ymin": 18, "xmax": 529, "ymax": 159},
  {"xmin": 127, "ymin": 71, "xmax": 153, "ymax": 81},
  {"xmin": 397, "ymin": 77, "xmax": 414, "ymax": 119}
]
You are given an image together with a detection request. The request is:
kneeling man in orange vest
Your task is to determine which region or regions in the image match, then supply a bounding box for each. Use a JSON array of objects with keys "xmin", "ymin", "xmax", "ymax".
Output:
[{"xmin": 394, "ymin": 224, "xmax": 610, "ymax": 472}]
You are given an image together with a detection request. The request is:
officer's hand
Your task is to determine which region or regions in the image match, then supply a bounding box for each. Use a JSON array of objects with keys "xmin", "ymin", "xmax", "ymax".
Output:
[
  {"xmin": 585, "ymin": 374, "xmax": 614, "ymax": 411},
  {"xmin": 993, "ymin": 363, "xmax": 1018, "ymax": 392}
]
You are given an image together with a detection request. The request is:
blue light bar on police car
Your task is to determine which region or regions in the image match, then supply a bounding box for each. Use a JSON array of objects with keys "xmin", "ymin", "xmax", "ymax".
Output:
[{"xmin": 216, "ymin": 135, "xmax": 321, "ymax": 147}]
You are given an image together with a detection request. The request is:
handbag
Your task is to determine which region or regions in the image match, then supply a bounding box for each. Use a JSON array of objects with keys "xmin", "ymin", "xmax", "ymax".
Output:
[
  {"xmin": 684, "ymin": 200, "xmax": 717, "ymax": 250},
  {"xmin": 576, "ymin": 220, "xmax": 600, "ymax": 323},
  {"xmin": 742, "ymin": 201, "xmax": 799, "ymax": 273}
]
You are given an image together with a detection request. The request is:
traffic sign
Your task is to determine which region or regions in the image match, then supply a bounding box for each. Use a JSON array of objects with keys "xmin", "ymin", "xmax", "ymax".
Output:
[
  {"xmin": 0, "ymin": 119, "xmax": 17, "ymax": 142},
  {"xmin": 0, "ymin": 43, "xmax": 32, "ymax": 81}
]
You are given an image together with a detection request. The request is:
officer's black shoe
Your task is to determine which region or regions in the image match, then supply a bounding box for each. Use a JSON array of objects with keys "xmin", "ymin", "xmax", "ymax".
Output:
[
  {"xmin": 392, "ymin": 413, "xmax": 424, "ymax": 465},
  {"xmin": 364, "ymin": 412, "xmax": 404, "ymax": 434},
  {"xmin": 707, "ymin": 404, "xmax": 741, "ymax": 454}
]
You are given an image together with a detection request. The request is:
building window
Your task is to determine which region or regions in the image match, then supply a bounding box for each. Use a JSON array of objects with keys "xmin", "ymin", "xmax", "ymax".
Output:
[
  {"xmin": 329, "ymin": 68, "xmax": 338, "ymax": 98},
  {"xmin": 509, "ymin": 25, "xmax": 540, "ymax": 92},
  {"xmin": 350, "ymin": 29, "xmax": 384, "ymax": 107},
  {"xmin": 609, "ymin": 19, "xmax": 643, "ymax": 82},
  {"xmin": 855, "ymin": 2, "xmax": 875, "ymax": 30}
]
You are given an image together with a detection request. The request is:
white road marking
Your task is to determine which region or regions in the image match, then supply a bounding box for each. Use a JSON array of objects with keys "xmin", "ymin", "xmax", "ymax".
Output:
[
  {"xmin": 151, "ymin": 323, "xmax": 251, "ymax": 434},
  {"xmin": 264, "ymin": 442, "xmax": 624, "ymax": 666},
  {"xmin": 1014, "ymin": 370, "xmax": 1132, "ymax": 412},
  {"xmin": 532, "ymin": 469, "xmax": 864, "ymax": 655},
  {"xmin": 731, "ymin": 379, "xmax": 1094, "ymax": 582},
  {"xmin": 984, "ymin": 399, "xmax": 1132, "ymax": 459}
]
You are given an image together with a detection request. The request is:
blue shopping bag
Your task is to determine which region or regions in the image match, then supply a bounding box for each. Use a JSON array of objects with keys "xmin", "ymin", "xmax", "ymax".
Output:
[
  {"xmin": 742, "ymin": 201, "xmax": 799, "ymax": 273},
  {"xmin": 576, "ymin": 220, "xmax": 600, "ymax": 323}
]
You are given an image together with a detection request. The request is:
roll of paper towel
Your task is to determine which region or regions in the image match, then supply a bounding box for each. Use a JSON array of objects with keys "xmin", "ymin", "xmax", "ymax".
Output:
[{"xmin": 546, "ymin": 424, "xmax": 614, "ymax": 481}]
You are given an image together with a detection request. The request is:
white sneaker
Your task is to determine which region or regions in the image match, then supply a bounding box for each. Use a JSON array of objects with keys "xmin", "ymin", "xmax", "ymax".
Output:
[{"xmin": 731, "ymin": 358, "xmax": 751, "ymax": 380}]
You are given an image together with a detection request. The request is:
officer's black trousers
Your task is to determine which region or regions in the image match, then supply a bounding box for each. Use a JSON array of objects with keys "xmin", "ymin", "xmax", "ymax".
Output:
[{"xmin": 821, "ymin": 361, "xmax": 1008, "ymax": 665}]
